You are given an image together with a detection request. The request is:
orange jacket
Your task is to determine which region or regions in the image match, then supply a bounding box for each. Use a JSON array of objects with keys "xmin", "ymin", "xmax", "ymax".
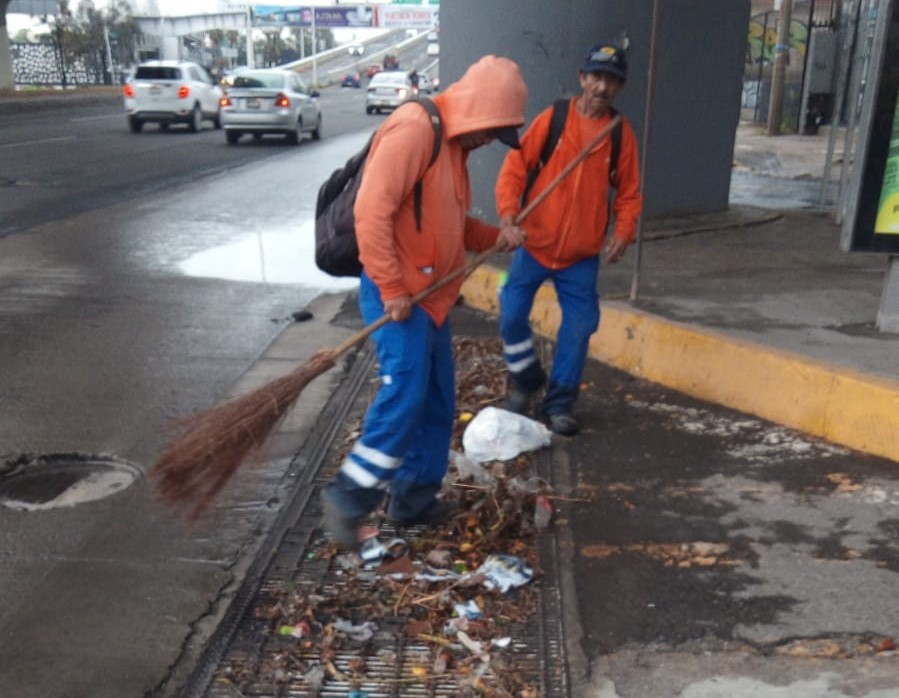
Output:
[
  {"xmin": 355, "ymin": 56, "xmax": 528, "ymax": 326},
  {"xmin": 495, "ymin": 98, "xmax": 643, "ymax": 269}
]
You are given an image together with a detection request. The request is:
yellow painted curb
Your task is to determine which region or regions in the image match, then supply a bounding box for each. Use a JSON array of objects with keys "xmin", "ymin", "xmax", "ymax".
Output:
[{"xmin": 462, "ymin": 265, "xmax": 899, "ymax": 465}]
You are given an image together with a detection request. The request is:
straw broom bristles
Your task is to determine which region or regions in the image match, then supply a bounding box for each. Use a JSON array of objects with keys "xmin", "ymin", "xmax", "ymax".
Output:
[
  {"xmin": 149, "ymin": 117, "xmax": 620, "ymax": 520},
  {"xmin": 151, "ymin": 349, "xmax": 336, "ymax": 521}
]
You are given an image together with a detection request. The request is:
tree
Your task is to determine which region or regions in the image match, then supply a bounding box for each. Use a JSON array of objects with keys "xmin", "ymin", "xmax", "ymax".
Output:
[{"xmin": 1, "ymin": 0, "xmax": 16, "ymax": 89}]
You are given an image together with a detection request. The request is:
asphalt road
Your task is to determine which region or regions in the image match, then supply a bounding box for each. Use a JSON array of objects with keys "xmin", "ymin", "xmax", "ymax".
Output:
[{"xmin": 0, "ymin": 74, "xmax": 395, "ymax": 697}]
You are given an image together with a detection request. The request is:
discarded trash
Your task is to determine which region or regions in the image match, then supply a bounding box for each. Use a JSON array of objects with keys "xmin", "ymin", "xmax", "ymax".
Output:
[
  {"xmin": 462, "ymin": 406, "xmax": 552, "ymax": 463},
  {"xmin": 359, "ymin": 536, "xmax": 408, "ymax": 565},
  {"xmin": 278, "ymin": 621, "xmax": 310, "ymax": 638},
  {"xmin": 450, "ymin": 449, "xmax": 496, "ymax": 487},
  {"xmin": 475, "ymin": 554, "xmax": 535, "ymax": 593},
  {"xmin": 454, "ymin": 599, "xmax": 483, "ymax": 619},
  {"xmin": 534, "ymin": 495, "xmax": 552, "ymax": 529},
  {"xmin": 506, "ymin": 475, "xmax": 544, "ymax": 495},
  {"xmin": 333, "ymin": 619, "xmax": 378, "ymax": 643}
]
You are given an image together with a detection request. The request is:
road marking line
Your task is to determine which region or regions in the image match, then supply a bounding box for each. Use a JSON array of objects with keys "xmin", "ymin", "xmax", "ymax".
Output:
[{"xmin": 0, "ymin": 136, "xmax": 75, "ymax": 149}]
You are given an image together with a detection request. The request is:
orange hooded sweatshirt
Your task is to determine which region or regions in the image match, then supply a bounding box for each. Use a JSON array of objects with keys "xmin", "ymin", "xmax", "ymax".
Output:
[
  {"xmin": 354, "ymin": 55, "xmax": 527, "ymax": 326},
  {"xmin": 495, "ymin": 98, "xmax": 643, "ymax": 269}
]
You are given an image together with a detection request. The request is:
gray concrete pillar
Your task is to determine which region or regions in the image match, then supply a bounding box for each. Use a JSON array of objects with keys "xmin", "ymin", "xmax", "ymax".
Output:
[{"xmin": 876, "ymin": 256, "xmax": 899, "ymax": 333}]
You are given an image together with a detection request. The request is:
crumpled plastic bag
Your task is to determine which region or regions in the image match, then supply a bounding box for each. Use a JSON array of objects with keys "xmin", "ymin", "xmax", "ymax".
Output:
[{"xmin": 462, "ymin": 406, "xmax": 552, "ymax": 463}]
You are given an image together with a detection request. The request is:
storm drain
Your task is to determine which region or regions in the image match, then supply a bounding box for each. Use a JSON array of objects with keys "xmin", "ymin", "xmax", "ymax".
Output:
[
  {"xmin": 176, "ymin": 334, "xmax": 569, "ymax": 698},
  {"xmin": 0, "ymin": 452, "xmax": 141, "ymax": 511}
]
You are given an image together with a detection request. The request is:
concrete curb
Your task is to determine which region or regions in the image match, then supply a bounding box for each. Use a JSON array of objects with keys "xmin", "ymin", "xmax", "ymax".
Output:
[{"xmin": 461, "ymin": 265, "xmax": 899, "ymax": 465}]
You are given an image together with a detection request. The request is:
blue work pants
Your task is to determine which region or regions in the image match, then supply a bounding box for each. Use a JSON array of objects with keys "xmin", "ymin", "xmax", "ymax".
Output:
[
  {"xmin": 323, "ymin": 272, "xmax": 455, "ymax": 521},
  {"xmin": 499, "ymin": 247, "xmax": 600, "ymax": 415}
]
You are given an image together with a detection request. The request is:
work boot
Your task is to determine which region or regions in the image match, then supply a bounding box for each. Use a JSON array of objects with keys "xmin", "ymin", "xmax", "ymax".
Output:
[
  {"xmin": 389, "ymin": 498, "xmax": 461, "ymax": 528},
  {"xmin": 504, "ymin": 386, "xmax": 534, "ymax": 415},
  {"xmin": 321, "ymin": 491, "xmax": 361, "ymax": 550},
  {"xmin": 546, "ymin": 412, "xmax": 579, "ymax": 436}
]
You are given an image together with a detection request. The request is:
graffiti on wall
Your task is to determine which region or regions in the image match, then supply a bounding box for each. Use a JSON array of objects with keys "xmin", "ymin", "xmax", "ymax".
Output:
[{"xmin": 747, "ymin": 15, "xmax": 808, "ymax": 65}]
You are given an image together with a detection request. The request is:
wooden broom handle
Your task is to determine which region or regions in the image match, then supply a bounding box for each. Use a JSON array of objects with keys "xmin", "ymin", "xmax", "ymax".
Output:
[{"xmin": 329, "ymin": 114, "xmax": 623, "ymax": 357}]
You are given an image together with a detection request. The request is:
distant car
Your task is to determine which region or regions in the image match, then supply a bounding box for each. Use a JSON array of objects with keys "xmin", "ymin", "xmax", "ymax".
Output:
[
  {"xmin": 366, "ymin": 71, "xmax": 414, "ymax": 114},
  {"xmin": 341, "ymin": 72, "xmax": 361, "ymax": 88},
  {"xmin": 348, "ymin": 43, "xmax": 364, "ymax": 56},
  {"xmin": 366, "ymin": 64, "xmax": 383, "ymax": 79},
  {"xmin": 219, "ymin": 68, "xmax": 322, "ymax": 145},
  {"xmin": 220, "ymin": 66, "xmax": 249, "ymax": 88},
  {"xmin": 123, "ymin": 60, "xmax": 222, "ymax": 133},
  {"xmin": 417, "ymin": 73, "xmax": 432, "ymax": 94},
  {"xmin": 426, "ymin": 41, "xmax": 439, "ymax": 56}
]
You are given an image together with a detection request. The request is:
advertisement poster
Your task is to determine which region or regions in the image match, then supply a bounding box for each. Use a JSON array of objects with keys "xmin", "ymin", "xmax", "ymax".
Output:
[
  {"xmin": 252, "ymin": 5, "xmax": 375, "ymax": 28},
  {"xmin": 375, "ymin": 5, "xmax": 439, "ymax": 29},
  {"xmin": 847, "ymin": 0, "xmax": 899, "ymax": 252}
]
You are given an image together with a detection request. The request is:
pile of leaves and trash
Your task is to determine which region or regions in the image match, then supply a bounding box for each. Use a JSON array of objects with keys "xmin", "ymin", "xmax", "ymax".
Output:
[{"xmin": 219, "ymin": 337, "xmax": 561, "ymax": 697}]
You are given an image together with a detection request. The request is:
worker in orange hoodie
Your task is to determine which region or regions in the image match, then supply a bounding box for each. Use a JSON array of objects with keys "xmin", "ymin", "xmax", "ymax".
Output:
[
  {"xmin": 321, "ymin": 55, "xmax": 528, "ymax": 550},
  {"xmin": 495, "ymin": 43, "xmax": 643, "ymax": 436}
]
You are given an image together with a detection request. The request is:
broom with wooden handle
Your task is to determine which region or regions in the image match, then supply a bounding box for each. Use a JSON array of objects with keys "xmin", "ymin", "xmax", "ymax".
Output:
[{"xmin": 151, "ymin": 114, "xmax": 622, "ymax": 520}]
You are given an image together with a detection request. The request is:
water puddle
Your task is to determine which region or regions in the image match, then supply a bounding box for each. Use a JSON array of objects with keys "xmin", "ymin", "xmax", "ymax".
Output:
[{"xmin": 178, "ymin": 219, "xmax": 359, "ymax": 290}]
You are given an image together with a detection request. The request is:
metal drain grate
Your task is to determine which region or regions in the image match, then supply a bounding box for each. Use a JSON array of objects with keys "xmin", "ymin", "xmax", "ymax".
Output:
[{"xmin": 181, "ymin": 334, "xmax": 570, "ymax": 698}]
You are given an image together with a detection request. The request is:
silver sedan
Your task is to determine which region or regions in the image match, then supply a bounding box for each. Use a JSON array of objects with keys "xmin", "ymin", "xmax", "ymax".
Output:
[{"xmin": 220, "ymin": 69, "xmax": 322, "ymax": 145}]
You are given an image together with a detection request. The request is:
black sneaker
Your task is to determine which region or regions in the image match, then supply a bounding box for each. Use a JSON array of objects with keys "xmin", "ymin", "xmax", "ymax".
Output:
[
  {"xmin": 388, "ymin": 498, "xmax": 461, "ymax": 528},
  {"xmin": 504, "ymin": 386, "xmax": 533, "ymax": 415},
  {"xmin": 321, "ymin": 491, "xmax": 361, "ymax": 550},
  {"xmin": 547, "ymin": 412, "xmax": 579, "ymax": 436}
]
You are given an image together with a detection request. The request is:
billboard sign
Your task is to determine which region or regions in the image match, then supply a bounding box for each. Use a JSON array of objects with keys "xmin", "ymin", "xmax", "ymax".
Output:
[
  {"xmin": 376, "ymin": 5, "xmax": 438, "ymax": 28},
  {"xmin": 844, "ymin": 0, "xmax": 899, "ymax": 253},
  {"xmin": 252, "ymin": 5, "xmax": 374, "ymax": 28}
]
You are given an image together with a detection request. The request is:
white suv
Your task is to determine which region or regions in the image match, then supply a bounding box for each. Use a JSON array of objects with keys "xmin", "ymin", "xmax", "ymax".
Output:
[{"xmin": 123, "ymin": 60, "xmax": 223, "ymax": 133}]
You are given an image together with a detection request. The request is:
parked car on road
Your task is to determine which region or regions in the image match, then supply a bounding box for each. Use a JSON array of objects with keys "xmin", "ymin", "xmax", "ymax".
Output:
[
  {"xmin": 365, "ymin": 71, "xmax": 414, "ymax": 114},
  {"xmin": 341, "ymin": 72, "xmax": 361, "ymax": 88},
  {"xmin": 219, "ymin": 68, "xmax": 321, "ymax": 145},
  {"xmin": 123, "ymin": 60, "xmax": 222, "ymax": 133}
]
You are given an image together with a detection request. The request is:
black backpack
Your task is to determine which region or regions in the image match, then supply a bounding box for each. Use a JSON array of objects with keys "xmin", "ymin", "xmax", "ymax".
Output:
[
  {"xmin": 521, "ymin": 100, "xmax": 622, "ymax": 206},
  {"xmin": 314, "ymin": 98, "xmax": 442, "ymax": 278}
]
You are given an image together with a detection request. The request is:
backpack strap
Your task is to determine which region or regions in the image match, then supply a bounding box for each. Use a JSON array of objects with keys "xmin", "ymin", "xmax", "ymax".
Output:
[
  {"xmin": 411, "ymin": 97, "xmax": 442, "ymax": 231},
  {"xmin": 521, "ymin": 98, "xmax": 569, "ymax": 206},
  {"xmin": 608, "ymin": 106, "xmax": 622, "ymax": 184},
  {"xmin": 521, "ymin": 101, "xmax": 624, "ymax": 205}
]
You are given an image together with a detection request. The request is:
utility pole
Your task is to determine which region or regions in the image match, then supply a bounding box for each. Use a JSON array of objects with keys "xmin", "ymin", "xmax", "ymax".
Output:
[
  {"xmin": 767, "ymin": 0, "xmax": 793, "ymax": 135},
  {"xmin": 245, "ymin": 4, "xmax": 255, "ymax": 68}
]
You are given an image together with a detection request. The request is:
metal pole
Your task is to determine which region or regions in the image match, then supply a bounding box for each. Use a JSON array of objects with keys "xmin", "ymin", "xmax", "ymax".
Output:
[
  {"xmin": 820, "ymin": 0, "xmax": 859, "ymax": 207},
  {"xmin": 755, "ymin": 11, "xmax": 770, "ymax": 123},
  {"xmin": 629, "ymin": 0, "xmax": 661, "ymax": 302},
  {"xmin": 767, "ymin": 0, "xmax": 793, "ymax": 135},
  {"xmin": 312, "ymin": 7, "xmax": 318, "ymax": 88},
  {"xmin": 797, "ymin": 0, "xmax": 817, "ymax": 132},
  {"xmin": 246, "ymin": 4, "xmax": 255, "ymax": 68},
  {"xmin": 837, "ymin": 0, "xmax": 874, "ymax": 224}
]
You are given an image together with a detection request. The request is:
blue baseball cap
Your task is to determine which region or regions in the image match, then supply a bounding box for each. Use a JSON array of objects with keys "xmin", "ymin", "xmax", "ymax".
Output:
[{"xmin": 582, "ymin": 44, "xmax": 627, "ymax": 81}]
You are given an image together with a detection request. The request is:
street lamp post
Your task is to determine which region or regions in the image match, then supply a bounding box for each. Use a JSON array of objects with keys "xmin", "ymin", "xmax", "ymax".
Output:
[
  {"xmin": 246, "ymin": 3, "xmax": 255, "ymax": 68},
  {"xmin": 311, "ymin": 7, "xmax": 317, "ymax": 87}
]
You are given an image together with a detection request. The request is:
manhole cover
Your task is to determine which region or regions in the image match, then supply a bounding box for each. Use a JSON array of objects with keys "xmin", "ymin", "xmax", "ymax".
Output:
[{"xmin": 0, "ymin": 453, "xmax": 142, "ymax": 511}]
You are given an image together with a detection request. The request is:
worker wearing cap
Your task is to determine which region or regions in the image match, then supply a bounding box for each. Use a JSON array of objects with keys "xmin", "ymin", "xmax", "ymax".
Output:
[
  {"xmin": 495, "ymin": 43, "xmax": 643, "ymax": 436},
  {"xmin": 321, "ymin": 56, "xmax": 529, "ymax": 550}
]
